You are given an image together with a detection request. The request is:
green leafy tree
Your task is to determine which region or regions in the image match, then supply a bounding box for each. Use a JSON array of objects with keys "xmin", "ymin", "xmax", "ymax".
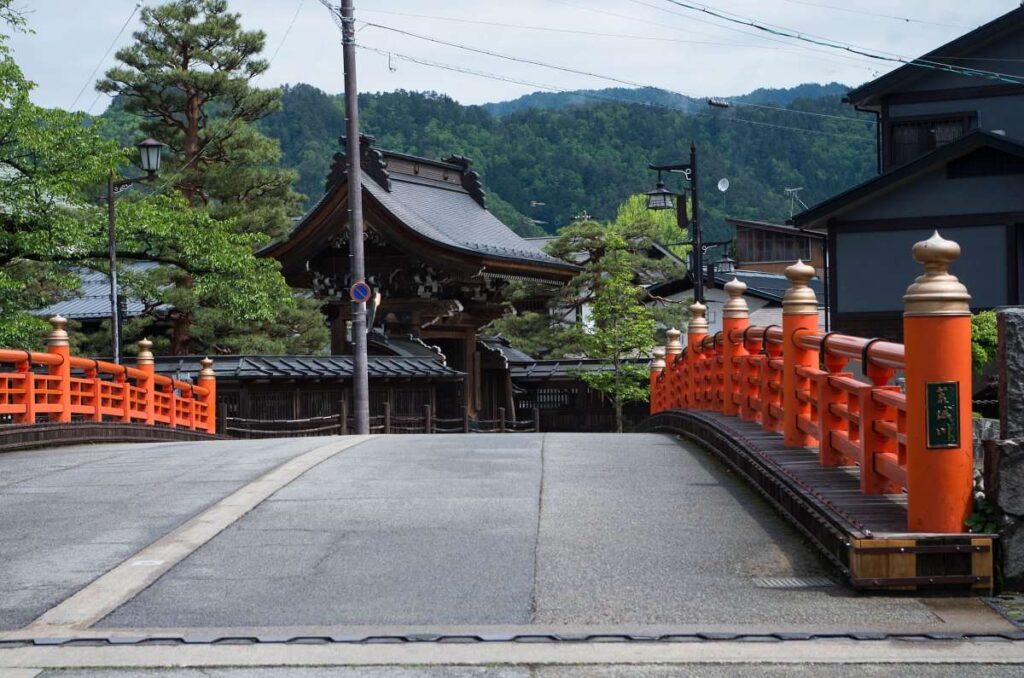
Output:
[
  {"xmin": 577, "ymin": 246, "xmax": 657, "ymax": 432},
  {"xmin": 971, "ymin": 310, "xmax": 998, "ymax": 372},
  {"xmin": 0, "ymin": 3, "xmax": 125, "ymax": 347},
  {"xmin": 95, "ymin": 0, "xmax": 324, "ymax": 354},
  {"xmin": 493, "ymin": 196, "xmax": 684, "ymax": 357}
]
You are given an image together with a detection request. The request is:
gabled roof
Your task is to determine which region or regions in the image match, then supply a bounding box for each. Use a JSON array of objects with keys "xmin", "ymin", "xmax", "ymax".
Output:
[
  {"xmin": 645, "ymin": 269, "xmax": 823, "ymax": 305},
  {"xmin": 152, "ymin": 355, "xmax": 463, "ymax": 382},
  {"xmin": 726, "ymin": 218, "xmax": 825, "ymax": 240},
  {"xmin": 846, "ymin": 6, "xmax": 1024, "ymax": 108},
  {"xmin": 262, "ymin": 144, "xmax": 577, "ymax": 280},
  {"xmin": 791, "ymin": 130, "xmax": 1024, "ymax": 230}
]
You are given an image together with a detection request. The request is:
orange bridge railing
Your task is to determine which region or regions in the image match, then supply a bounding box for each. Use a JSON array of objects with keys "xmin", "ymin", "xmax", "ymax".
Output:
[
  {"xmin": 0, "ymin": 317, "xmax": 217, "ymax": 434},
  {"xmin": 650, "ymin": 232, "xmax": 974, "ymax": 534}
]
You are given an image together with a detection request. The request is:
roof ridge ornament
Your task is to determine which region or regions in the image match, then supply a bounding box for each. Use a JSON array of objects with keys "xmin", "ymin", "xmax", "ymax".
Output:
[{"xmin": 326, "ymin": 134, "xmax": 390, "ymax": 193}]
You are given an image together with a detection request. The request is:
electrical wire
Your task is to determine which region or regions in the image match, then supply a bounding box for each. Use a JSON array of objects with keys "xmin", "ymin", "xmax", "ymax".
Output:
[
  {"xmin": 70, "ymin": 2, "xmax": 142, "ymax": 111},
  {"xmin": 358, "ymin": 44, "xmax": 873, "ymax": 141},
  {"xmin": 362, "ymin": 21, "xmax": 874, "ymax": 127},
  {"xmin": 655, "ymin": 0, "xmax": 1024, "ymax": 85},
  {"xmin": 773, "ymin": 0, "xmax": 969, "ymax": 29},
  {"xmin": 548, "ymin": 0, "xmax": 885, "ymax": 72}
]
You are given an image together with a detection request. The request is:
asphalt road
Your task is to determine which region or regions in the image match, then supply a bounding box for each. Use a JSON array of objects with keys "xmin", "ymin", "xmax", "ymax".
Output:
[{"xmin": 0, "ymin": 432, "xmax": 1019, "ymax": 673}]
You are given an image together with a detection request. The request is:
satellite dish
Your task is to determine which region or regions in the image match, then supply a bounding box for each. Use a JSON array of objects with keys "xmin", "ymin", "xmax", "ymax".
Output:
[{"xmin": 717, "ymin": 178, "xmax": 730, "ymax": 192}]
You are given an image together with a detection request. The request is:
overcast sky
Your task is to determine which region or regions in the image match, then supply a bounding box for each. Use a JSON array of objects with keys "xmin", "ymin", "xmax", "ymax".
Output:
[{"xmin": 9, "ymin": 0, "xmax": 1022, "ymax": 113}]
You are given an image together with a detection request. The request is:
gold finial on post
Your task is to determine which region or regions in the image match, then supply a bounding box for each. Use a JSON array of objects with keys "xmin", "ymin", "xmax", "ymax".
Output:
[
  {"xmin": 199, "ymin": 357, "xmax": 215, "ymax": 378},
  {"xmin": 903, "ymin": 231, "xmax": 971, "ymax": 317},
  {"xmin": 723, "ymin": 277, "xmax": 749, "ymax": 319},
  {"xmin": 46, "ymin": 315, "xmax": 70, "ymax": 347},
  {"xmin": 136, "ymin": 338, "xmax": 154, "ymax": 365},
  {"xmin": 665, "ymin": 328, "xmax": 683, "ymax": 357},
  {"xmin": 651, "ymin": 346, "xmax": 666, "ymax": 371},
  {"xmin": 783, "ymin": 260, "xmax": 818, "ymax": 316},
  {"xmin": 688, "ymin": 301, "xmax": 709, "ymax": 333}
]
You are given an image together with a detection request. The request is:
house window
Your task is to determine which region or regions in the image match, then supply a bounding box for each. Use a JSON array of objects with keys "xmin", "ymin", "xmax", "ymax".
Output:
[
  {"xmin": 888, "ymin": 113, "xmax": 976, "ymax": 168},
  {"xmin": 736, "ymin": 228, "xmax": 811, "ymax": 264}
]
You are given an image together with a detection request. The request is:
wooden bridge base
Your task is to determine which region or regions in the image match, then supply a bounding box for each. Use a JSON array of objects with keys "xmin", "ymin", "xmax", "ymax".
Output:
[
  {"xmin": 639, "ymin": 410, "xmax": 994, "ymax": 594},
  {"xmin": 0, "ymin": 421, "xmax": 222, "ymax": 453}
]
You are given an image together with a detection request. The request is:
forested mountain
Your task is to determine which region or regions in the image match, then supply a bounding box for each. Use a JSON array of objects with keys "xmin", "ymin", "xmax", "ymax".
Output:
[
  {"xmin": 102, "ymin": 83, "xmax": 875, "ymax": 242},
  {"xmin": 253, "ymin": 83, "xmax": 875, "ymax": 243}
]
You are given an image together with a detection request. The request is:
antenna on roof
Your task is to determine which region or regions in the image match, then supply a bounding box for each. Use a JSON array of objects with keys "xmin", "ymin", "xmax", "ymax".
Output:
[{"xmin": 784, "ymin": 187, "xmax": 809, "ymax": 217}]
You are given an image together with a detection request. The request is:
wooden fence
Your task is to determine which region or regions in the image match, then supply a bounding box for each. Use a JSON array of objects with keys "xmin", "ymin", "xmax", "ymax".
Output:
[{"xmin": 225, "ymin": 403, "xmax": 542, "ymax": 438}]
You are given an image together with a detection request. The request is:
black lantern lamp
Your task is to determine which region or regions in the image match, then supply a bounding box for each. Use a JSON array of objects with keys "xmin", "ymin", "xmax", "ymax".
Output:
[
  {"xmin": 136, "ymin": 138, "xmax": 165, "ymax": 176},
  {"xmin": 645, "ymin": 172, "xmax": 676, "ymax": 211}
]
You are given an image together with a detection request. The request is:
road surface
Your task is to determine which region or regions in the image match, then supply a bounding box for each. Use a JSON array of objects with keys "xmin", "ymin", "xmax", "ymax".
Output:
[{"xmin": 0, "ymin": 433, "xmax": 1019, "ymax": 674}]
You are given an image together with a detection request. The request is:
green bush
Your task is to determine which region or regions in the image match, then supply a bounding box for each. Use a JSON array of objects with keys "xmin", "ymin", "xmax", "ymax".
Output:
[{"xmin": 971, "ymin": 311, "xmax": 997, "ymax": 372}]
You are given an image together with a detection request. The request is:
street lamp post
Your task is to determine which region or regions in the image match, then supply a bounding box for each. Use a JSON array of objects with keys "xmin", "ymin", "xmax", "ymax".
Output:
[
  {"xmin": 647, "ymin": 142, "xmax": 708, "ymax": 302},
  {"xmin": 107, "ymin": 137, "xmax": 164, "ymax": 364}
]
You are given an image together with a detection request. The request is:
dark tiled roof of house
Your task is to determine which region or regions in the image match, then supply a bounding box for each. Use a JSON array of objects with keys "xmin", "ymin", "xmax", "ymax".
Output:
[
  {"xmin": 791, "ymin": 131, "xmax": 1024, "ymax": 230},
  {"xmin": 510, "ymin": 358, "xmax": 648, "ymax": 380},
  {"xmin": 34, "ymin": 262, "xmax": 160, "ymax": 320},
  {"xmin": 846, "ymin": 6, "xmax": 1024, "ymax": 107},
  {"xmin": 152, "ymin": 355, "xmax": 464, "ymax": 382}
]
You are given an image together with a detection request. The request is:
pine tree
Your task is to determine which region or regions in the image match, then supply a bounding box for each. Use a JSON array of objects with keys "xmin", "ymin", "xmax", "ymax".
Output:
[{"xmin": 96, "ymin": 0, "xmax": 324, "ymax": 355}]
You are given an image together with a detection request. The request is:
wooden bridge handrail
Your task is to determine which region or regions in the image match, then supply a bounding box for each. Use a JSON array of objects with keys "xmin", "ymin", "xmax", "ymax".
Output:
[
  {"xmin": 0, "ymin": 317, "xmax": 217, "ymax": 434},
  {"xmin": 651, "ymin": 233, "xmax": 974, "ymax": 534}
]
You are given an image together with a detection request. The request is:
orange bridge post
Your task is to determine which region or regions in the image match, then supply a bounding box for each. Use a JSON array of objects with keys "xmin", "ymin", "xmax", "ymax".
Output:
[
  {"xmin": 903, "ymin": 232, "xmax": 973, "ymax": 533},
  {"xmin": 722, "ymin": 278, "xmax": 749, "ymax": 417},
  {"xmin": 687, "ymin": 303, "xmax": 708, "ymax": 410},
  {"xmin": 665, "ymin": 328, "xmax": 683, "ymax": 410},
  {"xmin": 650, "ymin": 347, "xmax": 666, "ymax": 414},
  {"xmin": 46, "ymin": 316, "xmax": 71, "ymax": 423},
  {"xmin": 198, "ymin": 357, "xmax": 217, "ymax": 435},
  {"xmin": 137, "ymin": 338, "xmax": 156, "ymax": 426},
  {"xmin": 782, "ymin": 261, "xmax": 820, "ymax": 449}
]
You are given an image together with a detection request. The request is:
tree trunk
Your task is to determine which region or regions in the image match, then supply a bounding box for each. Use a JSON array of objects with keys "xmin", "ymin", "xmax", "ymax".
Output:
[
  {"xmin": 170, "ymin": 312, "xmax": 191, "ymax": 355},
  {"xmin": 615, "ymin": 401, "xmax": 623, "ymax": 433}
]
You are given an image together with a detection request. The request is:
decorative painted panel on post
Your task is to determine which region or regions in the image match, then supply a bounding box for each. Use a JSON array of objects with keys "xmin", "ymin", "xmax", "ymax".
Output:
[
  {"xmin": 0, "ymin": 317, "xmax": 217, "ymax": 434},
  {"xmin": 649, "ymin": 233, "xmax": 973, "ymax": 533}
]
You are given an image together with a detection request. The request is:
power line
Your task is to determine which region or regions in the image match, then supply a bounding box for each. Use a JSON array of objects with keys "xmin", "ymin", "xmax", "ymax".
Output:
[
  {"xmin": 358, "ymin": 44, "xmax": 873, "ymax": 141},
  {"xmin": 263, "ymin": 0, "xmax": 306, "ymax": 75},
  {"xmin": 362, "ymin": 21, "xmax": 874, "ymax": 127},
  {"xmin": 655, "ymin": 0, "xmax": 1024, "ymax": 85},
  {"xmin": 773, "ymin": 0, "xmax": 970, "ymax": 29},
  {"xmin": 550, "ymin": 0, "xmax": 885, "ymax": 73},
  {"xmin": 70, "ymin": 2, "xmax": 142, "ymax": 111}
]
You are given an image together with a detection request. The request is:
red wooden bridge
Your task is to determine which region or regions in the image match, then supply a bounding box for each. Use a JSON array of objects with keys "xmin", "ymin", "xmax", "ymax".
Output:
[
  {"xmin": 0, "ymin": 317, "xmax": 218, "ymax": 450},
  {"xmin": 643, "ymin": 232, "xmax": 992, "ymax": 592}
]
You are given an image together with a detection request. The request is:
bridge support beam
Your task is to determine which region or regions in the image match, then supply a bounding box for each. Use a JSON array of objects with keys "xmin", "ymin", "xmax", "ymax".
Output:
[{"xmin": 903, "ymin": 232, "xmax": 974, "ymax": 534}]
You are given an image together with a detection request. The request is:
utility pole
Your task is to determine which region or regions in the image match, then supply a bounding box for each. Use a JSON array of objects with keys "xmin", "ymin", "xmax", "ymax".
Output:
[
  {"xmin": 689, "ymin": 142, "xmax": 703, "ymax": 304},
  {"xmin": 107, "ymin": 172, "xmax": 120, "ymax": 364},
  {"xmin": 341, "ymin": 0, "xmax": 369, "ymax": 435}
]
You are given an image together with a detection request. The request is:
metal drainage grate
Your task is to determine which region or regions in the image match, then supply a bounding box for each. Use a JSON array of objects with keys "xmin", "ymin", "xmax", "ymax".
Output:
[{"xmin": 754, "ymin": 576, "xmax": 836, "ymax": 589}]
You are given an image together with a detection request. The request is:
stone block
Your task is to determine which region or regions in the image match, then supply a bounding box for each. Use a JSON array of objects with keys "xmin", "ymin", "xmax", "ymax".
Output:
[
  {"xmin": 985, "ymin": 438, "xmax": 1024, "ymax": 517},
  {"xmin": 998, "ymin": 308, "xmax": 1024, "ymax": 439},
  {"xmin": 999, "ymin": 517, "xmax": 1024, "ymax": 592},
  {"xmin": 974, "ymin": 417, "xmax": 1000, "ymax": 470}
]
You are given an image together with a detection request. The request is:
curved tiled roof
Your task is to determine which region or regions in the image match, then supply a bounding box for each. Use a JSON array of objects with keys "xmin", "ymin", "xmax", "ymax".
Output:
[{"xmin": 152, "ymin": 355, "xmax": 464, "ymax": 381}]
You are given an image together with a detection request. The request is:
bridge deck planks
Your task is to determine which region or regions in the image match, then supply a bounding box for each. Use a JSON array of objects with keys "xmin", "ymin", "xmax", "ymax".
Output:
[{"xmin": 695, "ymin": 411, "xmax": 908, "ymax": 534}]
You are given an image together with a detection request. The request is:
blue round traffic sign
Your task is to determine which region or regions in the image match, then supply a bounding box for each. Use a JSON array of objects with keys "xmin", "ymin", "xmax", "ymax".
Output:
[{"xmin": 350, "ymin": 280, "xmax": 372, "ymax": 303}]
